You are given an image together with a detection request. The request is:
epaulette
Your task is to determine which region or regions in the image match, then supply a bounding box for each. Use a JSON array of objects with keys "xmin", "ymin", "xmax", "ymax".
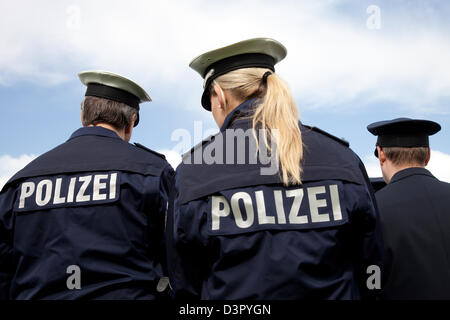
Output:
[
  {"xmin": 303, "ymin": 125, "xmax": 350, "ymax": 147},
  {"xmin": 134, "ymin": 142, "xmax": 166, "ymax": 159},
  {"xmin": 182, "ymin": 132, "xmax": 220, "ymax": 160}
]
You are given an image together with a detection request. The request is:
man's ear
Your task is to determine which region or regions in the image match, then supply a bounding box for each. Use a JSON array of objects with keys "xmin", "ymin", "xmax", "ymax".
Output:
[
  {"xmin": 126, "ymin": 114, "xmax": 136, "ymax": 134},
  {"xmin": 378, "ymin": 146, "xmax": 386, "ymax": 165},
  {"xmin": 81, "ymin": 111, "xmax": 85, "ymax": 127},
  {"xmin": 121, "ymin": 115, "xmax": 135, "ymax": 142},
  {"xmin": 424, "ymin": 147, "xmax": 431, "ymax": 166}
]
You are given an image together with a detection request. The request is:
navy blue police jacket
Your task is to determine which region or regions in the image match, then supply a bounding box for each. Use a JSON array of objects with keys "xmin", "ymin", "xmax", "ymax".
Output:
[
  {"xmin": 167, "ymin": 99, "xmax": 384, "ymax": 300},
  {"xmin": 0, "ymin": 126, "xmax": 174, "ymax": 299},
  {"xmin": 376, "ymin": 167, "xmax": 450, "ymax": 299}
]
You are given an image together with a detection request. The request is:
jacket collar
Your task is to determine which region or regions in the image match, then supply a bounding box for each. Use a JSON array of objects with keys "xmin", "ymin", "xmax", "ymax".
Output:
[
  {"xmin": 220, "ymin": 98, "xmax": 258, "ymax": 132},
  {"xmin": 390, "ymin": 167, "xmax": 436, "ymax": 184},
  {"xmin": 68, "ymin": 126, "xmax": 122, "ymax": 141}
]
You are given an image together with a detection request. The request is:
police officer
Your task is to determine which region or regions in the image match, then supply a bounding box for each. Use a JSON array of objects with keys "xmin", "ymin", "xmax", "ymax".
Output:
[
  {"xmin": 167, "ymin": 38, "xmax": 383, "ymax": 299},
  {"xmin": 367, "ymin": 118, "xmax": 450, "ymax": 299},
  {"xmin": 0, "ymin": 71, "xmax": 174, "ymax": 299}
]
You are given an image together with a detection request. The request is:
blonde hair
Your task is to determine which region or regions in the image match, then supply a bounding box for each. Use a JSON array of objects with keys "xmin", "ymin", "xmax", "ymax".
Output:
[{"xmin": 213, "ymin": 68, "xmax": 303, "ymax": 185}]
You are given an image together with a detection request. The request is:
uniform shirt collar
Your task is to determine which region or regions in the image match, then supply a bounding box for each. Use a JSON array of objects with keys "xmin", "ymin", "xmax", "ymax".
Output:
[
  {"xmin": 220, "ymin": 98, "xmax": 258, "ymax": 132},
  {"xmin": 390, "ymin": 167, "xmax": 435, "ymax": 184},
  {"xmin": 68, "ymin": 126, "xmax": 123, "ymax": 141}
]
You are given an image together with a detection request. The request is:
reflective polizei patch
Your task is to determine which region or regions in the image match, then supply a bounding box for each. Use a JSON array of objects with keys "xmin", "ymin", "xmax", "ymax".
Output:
[
  {"xmin": 208, "ymin": 181, "xmax": 348, "ymax": 235},
  {"xmin": 14, "ymin": 172, "xmax": 121, "ymax": 212}
]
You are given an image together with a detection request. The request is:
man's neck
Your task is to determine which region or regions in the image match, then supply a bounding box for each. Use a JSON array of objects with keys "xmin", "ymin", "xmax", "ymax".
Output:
[
  {"xmin": 87, "ymin": 123, "xmax": 125, "ymax": 141},
  {"xmin": 387, "ymin": 164, "xmax": 425, "ymax": 183}
]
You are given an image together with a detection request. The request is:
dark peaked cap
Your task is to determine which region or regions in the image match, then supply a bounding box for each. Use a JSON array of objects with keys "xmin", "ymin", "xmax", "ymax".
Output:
[
  {"xmin": 367, "ymin": 117, "xmax": 441, "ymax": 158},
  {"xmin": 189, "ymin": 38, "xmax": 287, "ymax": 111}
]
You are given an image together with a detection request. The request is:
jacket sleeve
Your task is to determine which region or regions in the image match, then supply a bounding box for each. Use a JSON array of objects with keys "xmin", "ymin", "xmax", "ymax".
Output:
[
  {"xmin": 351, "ymin": 157, "xmax": 384, "ymax": 299},
  {"xmin": 153, "ymin": 164, "xmax": 176, "ymax": 296},
  {"xmin": 0, "ymin": 186, "xmax": 17, "ymax": 300},
  {"xmin": 166, "ymin": 176, "xmax": 211, "ymax": 300}
]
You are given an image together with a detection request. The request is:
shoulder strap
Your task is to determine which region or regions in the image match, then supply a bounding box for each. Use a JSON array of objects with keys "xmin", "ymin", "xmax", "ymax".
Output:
[
  {"xmin": 134, "ymin": 142, "xmax": 166, "ymax": 159},
  {"xmin": 302, "ymin": 124, "xmax": 350, "ymax": 147},
  {"xmin": 182, "ymin": 133, "xmax": 220, "ymax": 161}
]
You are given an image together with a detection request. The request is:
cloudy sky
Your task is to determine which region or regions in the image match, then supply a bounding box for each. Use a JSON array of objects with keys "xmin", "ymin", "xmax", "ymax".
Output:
[{"xmin": 1, "ymin": 0, "xmax": 450, "ymax": 188}]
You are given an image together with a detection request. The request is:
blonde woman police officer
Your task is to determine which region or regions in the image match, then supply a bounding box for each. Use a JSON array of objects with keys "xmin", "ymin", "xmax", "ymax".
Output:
[{"xmin": 167, "ymin": 38, "xmax": 383, "ymax": 299}]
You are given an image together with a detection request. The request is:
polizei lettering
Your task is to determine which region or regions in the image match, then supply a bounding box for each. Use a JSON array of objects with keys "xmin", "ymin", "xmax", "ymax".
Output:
[
  {"xmin": 209, "ymin": 183, "xmax": 347, "ymax": 234},
  {"xmin": 16, "ymin": 172, "xmax": 120, "ymax": 212}
]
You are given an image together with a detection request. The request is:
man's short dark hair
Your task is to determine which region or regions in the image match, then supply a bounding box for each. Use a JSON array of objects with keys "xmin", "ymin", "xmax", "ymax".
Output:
[
  {"xmin": 81, "ymin": 96, "xmax": 137, "ymax": 130},
  {"xmin": 383, "ymin": 147, "xmax": 429, "ymax": 166}
]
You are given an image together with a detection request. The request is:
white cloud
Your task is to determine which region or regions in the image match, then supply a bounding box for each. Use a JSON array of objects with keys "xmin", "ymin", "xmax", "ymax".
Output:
[
  {"xmin": 0, "ymin": 154, "xmax": 37, "ymax": 190},
  {"xmin": 428, "ymin": 150, "xmax": 450, "ymax": 183},
  {"xmin": 1, "ymin": 1, "xmax": 450, "ymax": 112},
  {"xmin": 363, "ymin": 154, "xmax": 383, "ymax": 179},
  {"xmin": 363, "ymin": 149, "xmax": 450, "ymax": 182},
  {"xmin": 157, "ymin": 149, "xmax": 182, "ymax": 170}
]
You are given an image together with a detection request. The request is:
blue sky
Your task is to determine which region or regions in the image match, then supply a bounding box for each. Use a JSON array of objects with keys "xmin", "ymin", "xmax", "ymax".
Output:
[{"xmin": 1, "ymin": 0, "xmax": 450, "ymax": 187}]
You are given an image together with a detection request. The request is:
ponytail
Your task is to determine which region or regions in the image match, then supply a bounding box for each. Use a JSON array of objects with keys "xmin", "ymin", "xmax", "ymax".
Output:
[{"xmin": 214, "ymin": 68, "xmax": 303, "ymax": 185}]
